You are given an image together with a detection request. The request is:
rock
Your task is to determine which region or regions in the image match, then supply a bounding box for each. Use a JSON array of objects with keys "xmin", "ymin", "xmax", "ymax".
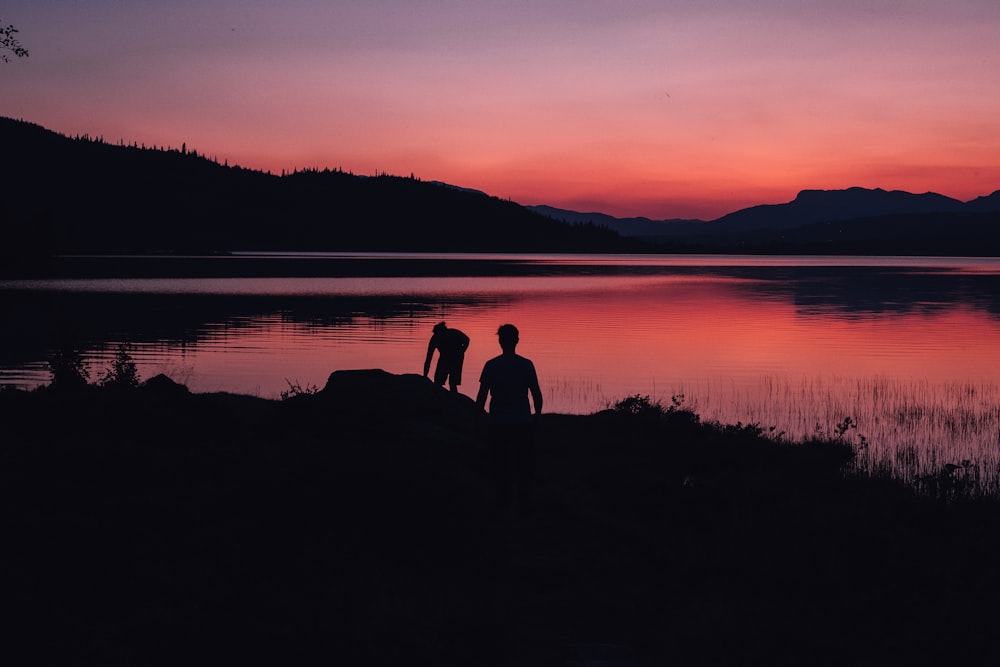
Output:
[
  {"xmin": 141, "ymin": 373, "xmax": 190, "ymax": 395},
  {"xmin": 317, "ymin": 369, "xmax": 480, "ymax": 431}
]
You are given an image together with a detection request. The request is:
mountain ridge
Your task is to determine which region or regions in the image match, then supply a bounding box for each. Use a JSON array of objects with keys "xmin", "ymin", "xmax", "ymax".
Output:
[
  {"xmin": 531, "ymin": 186, "xmax": 1000, "ymax": 237},
  {"xmin": 531, "ymin": 186, "xmax": 1000, "ymax": 253},
  {"xmin": 3, "ymin": 116, "xmax": 1000, "ymax": 256}
]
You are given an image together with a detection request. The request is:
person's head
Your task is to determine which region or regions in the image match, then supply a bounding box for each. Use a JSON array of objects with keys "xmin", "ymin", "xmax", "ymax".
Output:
[
  {"xmin": 433, "ymin": 321, "xmax": 447, "ymax": 335},
  {"xmin": 497, "ymin": 324, "xmax": 519, "ymax": 351}
]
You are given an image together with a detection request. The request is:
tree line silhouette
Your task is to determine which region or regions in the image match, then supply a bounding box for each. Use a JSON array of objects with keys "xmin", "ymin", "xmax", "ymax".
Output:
[{"xmin": 0, "ymin": 117, "xmax": 642, "ymax": 258}]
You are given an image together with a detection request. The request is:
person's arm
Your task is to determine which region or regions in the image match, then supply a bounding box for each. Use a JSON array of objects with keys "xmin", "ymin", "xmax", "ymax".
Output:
[
  {"xmin": 458, "ymin": 331, "xmax": 470, "ymax": 351},
  {"xmin": 476, "ymin": 362, "xmax": 490, "ymax": 410},
  {"xmin": 476, "ymin": 382, "xmax": 489, "ymax": 411},
  {"xmin": 529, "ymin": 366, "xmax": 543, "ymax": 416},
  {"xmin": 423, "ymin": 338, "xmax": 435, "ymax": 377},
  {"xmin": 530, "ymin": 384, "xmax": 543, "ymax": 416}
]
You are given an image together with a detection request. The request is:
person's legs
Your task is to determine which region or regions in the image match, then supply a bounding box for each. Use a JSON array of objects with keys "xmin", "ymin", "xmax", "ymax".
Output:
[
  {"xmin": 433, "ymin": 360, "xmax": 448, "ymax": 386},
  {"xmin": 490, "ymin": 423, "xmax": 535, "ymax": 517},
  {"xmin": 443, "ymin": 355, "xmax": 462, "ymax": 392},
  {"xmin": 513, "ymin": 425, "xmax": 536, "ymax": 515},
  {"xmin": 451, "ymin": 353, "xmax": 464, "ymax": 392},
  {"xmin": 489, "ymin": 427, "xmax": 514, "ymax": 515}
]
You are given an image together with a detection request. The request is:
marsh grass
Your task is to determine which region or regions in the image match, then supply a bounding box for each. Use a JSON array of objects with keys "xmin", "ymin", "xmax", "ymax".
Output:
[{"xmin": 660, "ymin": 375, "xmax": 1000, "ymax": 494}]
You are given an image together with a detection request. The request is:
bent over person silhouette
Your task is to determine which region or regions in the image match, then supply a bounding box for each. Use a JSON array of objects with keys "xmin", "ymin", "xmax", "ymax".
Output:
[
  {"xmin": 476, "ymin": 324, "xmax": 543, "ymax": 516},
  {"xmin": 423, "ymin": 321, "xmax": 470, "ymax": 392}
]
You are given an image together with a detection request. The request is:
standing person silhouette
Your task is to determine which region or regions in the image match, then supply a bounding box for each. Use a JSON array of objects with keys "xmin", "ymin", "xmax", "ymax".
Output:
[
  {"xmin": 476, "ymin": 324, "xmax": 543, "ymax": 517},
  {"xmin": 423, "ymin": 321, "xmax": 470, "ymax": 393}
]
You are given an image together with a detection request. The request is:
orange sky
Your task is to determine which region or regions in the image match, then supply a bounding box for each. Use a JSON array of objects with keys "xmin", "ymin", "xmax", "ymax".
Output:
[{"xmin": 3, "ymin": 1, "xmax": 1000, "ymax": 219}]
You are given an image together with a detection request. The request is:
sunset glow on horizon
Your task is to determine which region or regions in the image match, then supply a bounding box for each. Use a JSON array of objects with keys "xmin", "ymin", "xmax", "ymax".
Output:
[{"xmin": 3, "ymin": 1, "xmax": 1000, "ymax": 219}]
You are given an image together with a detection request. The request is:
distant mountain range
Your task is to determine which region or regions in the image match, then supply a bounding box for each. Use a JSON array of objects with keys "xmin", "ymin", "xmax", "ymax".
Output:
[
  {"xmin": 528, "ymin": 206, "xmax": 706, "ymax": 239},
  {"xmin": 2, "ymin": 116, "xmax": 1000, "ymax": 257},
  {"xmin": 531, "ymin": 186, "xmax": 1000, "ymax": 252}
]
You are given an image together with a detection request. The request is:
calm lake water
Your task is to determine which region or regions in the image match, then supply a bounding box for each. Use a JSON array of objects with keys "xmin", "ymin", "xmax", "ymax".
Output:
[{"xmin": 3, "ymin": 253, "xmax": 1000, "ymax": 488}]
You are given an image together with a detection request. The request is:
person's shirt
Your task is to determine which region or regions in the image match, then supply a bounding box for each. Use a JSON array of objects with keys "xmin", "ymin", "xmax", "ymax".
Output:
[
  {"xmin": 432, "ymin": 329, "xmax": 470, "ymax": 358},
  {"xmin": 479, "ymin": 353, "xmax": 539, "ymax": 425}
]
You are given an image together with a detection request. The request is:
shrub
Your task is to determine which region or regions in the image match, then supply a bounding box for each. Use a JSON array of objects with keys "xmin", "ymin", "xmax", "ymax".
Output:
[
  {"xmin": 48, "ymin": 344, "xmax": 89, "ymax": 389},
  {"xmin": 611, "ymin": 393, "xmax": 701, "ymax": 433},
  {"xmin": 98, "ymin": 343, "xmax": 141, "ymax": 389},
  {"xmin": 612, "ymin": 394, "xmax": 666, "ymax": 418}
]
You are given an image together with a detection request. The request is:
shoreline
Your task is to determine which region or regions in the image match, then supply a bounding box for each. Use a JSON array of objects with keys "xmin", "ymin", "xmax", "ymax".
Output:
[
  {"xmin": 3, "ymin": 370, "xmax": 1000, "ymax": 664},
  {"xmin": 4, "ymin": 252, "xmax": 1000, "ymax": 280}
]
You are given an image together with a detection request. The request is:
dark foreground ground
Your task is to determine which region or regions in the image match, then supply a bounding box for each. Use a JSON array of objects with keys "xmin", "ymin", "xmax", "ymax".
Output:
[{"xmin": 2, "ymin": 369, "xmax": 999, "ymax": 666}]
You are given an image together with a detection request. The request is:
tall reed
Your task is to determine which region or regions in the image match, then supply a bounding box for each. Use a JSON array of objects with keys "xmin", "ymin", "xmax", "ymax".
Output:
[{"xmin": 665, "ymin": 375, "xmax": 1000, "ymax": 494}]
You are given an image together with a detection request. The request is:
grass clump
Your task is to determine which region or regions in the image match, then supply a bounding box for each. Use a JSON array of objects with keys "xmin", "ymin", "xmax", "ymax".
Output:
[{"xmin": 280, "ymin": 378, "xmax": 320, "ymax": 400}]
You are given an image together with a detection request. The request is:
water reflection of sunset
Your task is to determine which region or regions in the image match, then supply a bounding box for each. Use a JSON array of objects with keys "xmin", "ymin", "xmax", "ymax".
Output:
[{"xmin": 150, "ymin": 274, "xmax": 1000, "ymax": 414}]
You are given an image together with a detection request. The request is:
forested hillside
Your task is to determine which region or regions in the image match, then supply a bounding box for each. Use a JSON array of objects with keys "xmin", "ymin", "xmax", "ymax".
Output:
[{"xmin": 0, "ymin": 118, "xmax": 633, "ymax": 256}]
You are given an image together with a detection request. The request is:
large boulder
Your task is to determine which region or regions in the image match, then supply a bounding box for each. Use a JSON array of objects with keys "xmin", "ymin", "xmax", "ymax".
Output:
[
  {"xmin": 317, "ymin": 369, "xmax": 480, "ymax": 429},
  {"xmin": 269, "ymin": 369, "xmax": 482, "ymax": 445}
]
